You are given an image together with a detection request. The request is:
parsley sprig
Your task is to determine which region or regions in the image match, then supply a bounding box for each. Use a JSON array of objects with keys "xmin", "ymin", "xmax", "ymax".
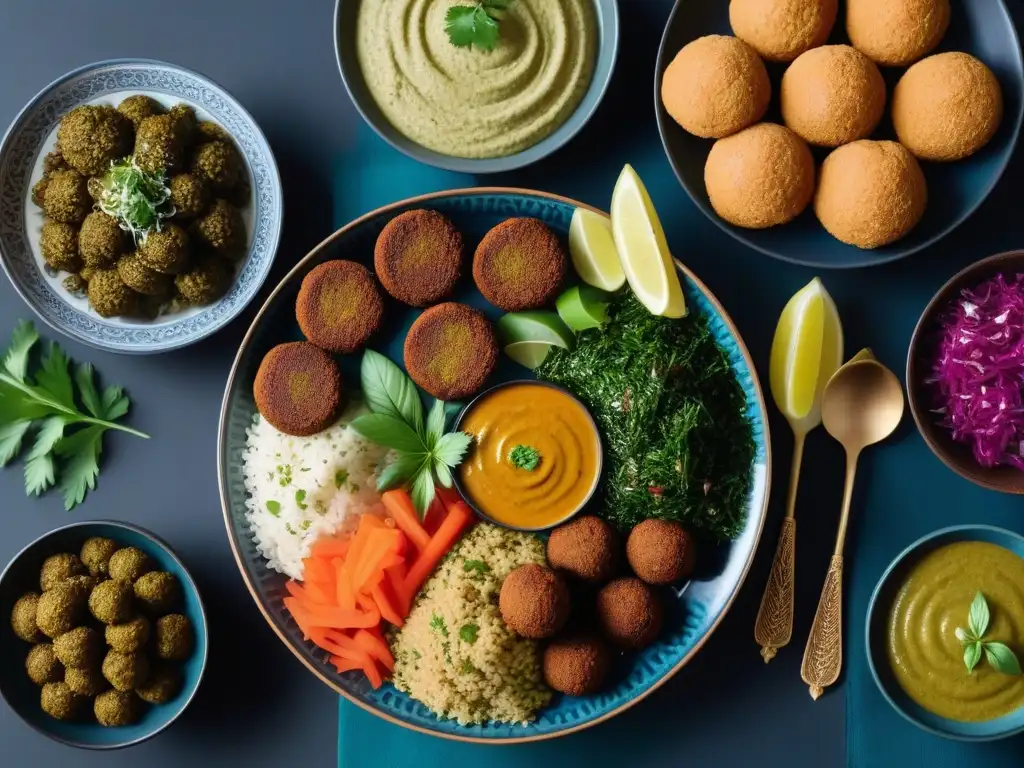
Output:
[
  {"xmin": 509, "ymin": 444, "xmax": 540, "ymax": 471},
  {"xmin": 445, "ymin": 0, "xmax": 513, "ymax": 51},
  {"xmin": 956, "ymin": 592, "xmax": 1022, "ymax": 676},
  {"xmin": 351, "ymin": 350, "xmax": 472, "ymax": 517},
  {"xmin": 0, "ymin": 321, "xmax": 149, "ymax": 509}
]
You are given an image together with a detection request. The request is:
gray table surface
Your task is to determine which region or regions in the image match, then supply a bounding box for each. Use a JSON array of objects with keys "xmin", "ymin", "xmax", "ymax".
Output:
[{"xmin": 0, "ymin": 1, "xmax": 848, "ymax": 766}]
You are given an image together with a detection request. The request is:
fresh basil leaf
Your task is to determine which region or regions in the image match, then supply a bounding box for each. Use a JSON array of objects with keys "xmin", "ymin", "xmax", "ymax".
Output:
[
  {"xmin": 351, "ymin": 413, "xmax": 426, "ymax": 454},
  {"xmin": 965, "ymin": 641, "xmax": 983, "ymax": 673},
  {"xmin": 35, "ymin": 342, "xmax": 74, "ymax": 409},
  {"xmin": 970, "ymin": 592, "xmax": 990, "ymax": 639},
  {"xmin": 3, "ymin": 321, "xmax": 38, "ymax": 383},
  {"xmin": 360, "ymin": 350, "xmax": 423, "ymax": 435},
  {"xmin": 434, "ymin": 459, "xmax": 454, "ymax": 489},
  {"xmin": 433, "ymin": 431, "xmax": 473, "ymax": 467},
  {"xmin": 984, "ymin": 642, "xmax": 1022, "ymax": 676},
  {"xmin": 0, "ymin": 420, "xmax": 31, "ymax": 466},
  {"xmin": 376, "ymin": 453, "xmax": 426, "ymax": 492},
  {"xmin": 74, "ymin": 363, "xmax": 103, "ymax": 418},
  {"xmin": 411, "ymin": 465, "xmax": 436, "ymax": 517},
  {"xmin": 426, "ymin": 399, "xmax": 446, "ymax": 448},
  {"xmin": 955, "ymin": 627, "xmax": 972, "ymax": 645}
]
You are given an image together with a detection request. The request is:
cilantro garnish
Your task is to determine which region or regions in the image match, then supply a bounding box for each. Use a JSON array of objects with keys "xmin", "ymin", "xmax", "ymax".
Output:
[{"xmin": 445, "ymin": 1, "xmax": 513, "ymax": 52}]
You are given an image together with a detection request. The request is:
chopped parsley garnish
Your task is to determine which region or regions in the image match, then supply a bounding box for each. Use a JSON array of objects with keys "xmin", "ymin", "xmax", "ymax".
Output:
[
  {"xmin": 295, "ymin": 489, "xmax": 308, "ymax": 510},
  {"xmin": 460, "ymin": 659, "xmax": 478, "ymax": 674},
  {"xmin": 463, "ymin": 559, "xmax": 490, "ymax": 576},
  {"xmin": 509, "ymin": 444, "xmax": 540, "ymax": 471},
  {"xmin": 266, "ymin": 500, "xmax": 281, "ymax": 517},
  {"xmin": 459, "ymin": 623, "xmax": 479, "ymax": 644},
  {"xmin": 430, "ymin": 612, "xmax": 449, "ymax": 638},
  {"xmin": 334, "ymin": 468, "xmax": 349, "ymax": 489},
  {"xmin": 445, "ymin": 0, "xmax": 513, "ymax": 51}
]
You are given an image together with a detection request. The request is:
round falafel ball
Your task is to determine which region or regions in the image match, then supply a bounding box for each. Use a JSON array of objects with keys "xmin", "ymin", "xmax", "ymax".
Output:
[
  {"xmin": 704, "ymin": 123, "xmax": 815, "ymax": 229},
  {"xmin": 730, "ymin": 0, "xmax": 838, "ymax": 62},
  {"xmin": 26, "ymin": 643, "xmax": 64, "ymax": 686},
  {"xmin": 40, "ymin": 553, "xmax": 87, "ymax": 592},
  {"xmin": 43, "ymin": 169, "xmax": 91, "ymax": 224},
  {"xmin": 373, "ymin": 209, "xmax": 464, "ymax": 307},
  {"xmin": 80, "ymin": 537, "xmax": 119, "ymax": 577},
  {"xmin": 547, "ymin": 516, "xmax": 620, "ymax": 583},
  {"xmin": 781, "ymin": 45, "xmax": 887, "ymax": 147},
  {"xmin": 106, "ymin": 615, "xmax": 151, "ymax": 653},
  {"xmin": 661, "ymin": 35, "xmax": 771, "ymax": 139},
  {"xmin": 11, "ymin": 592, "xmax": 43, "ymax": 643},
  {"xmin": 117, "ymin": 252, "xmax": 173, "ymax": 296},
  {"xmin": 65, "ymin": 665, "xmax": 108, "ymax": 697},
  {"xmin": 139, "ymin": 223, "xmax": 191, "ymax": 274},
  {"xmin": 118, "ymin": 94, "xmax": 162, "ymax": 128},
  {"xmin": 596, "ymin": 577, "xmax": 665, "ymax": 649},
  {"xmin": 155, "ymin": 614, "xmax": 194, "ymax": 661},
  {"xmin": 31, "ymin": 177, "xmax": 49, "ymax": 208},
  {"xmin": 135, "ymin": 114, "xmax": 185, "ymax": 173},
  {"xmin": 192, "ymin": 198, "xmax": 244, "ymax": 257},
  {"xmin": 95, "ymin": 689, "xmax": 140, "ymax": 727},
  {"xmin": 174, "ymin": 255, "xmax": 232, "ymax": 305},
  {"xmin": 814, "ymin": 140, "xmax": 927, "ymax": 249},
  {"xmin": 66, "ymin": 574, "xmax": 101, "ymax": 594},
  {"xmin": 107, "ymin": 547, "xmax": 153, "ymax": 584},
  {"xmin": 892, "ymin": 52, "xmax": 1004, "ymax": 162},
  {"xmin": 627, "ymin": 520, "xmax": 697, "ymax": 585},
  {"xmin": 35, "ymin": 582, "xmax": 87, "ymax": 638},
  {"xmin": 296, "ymin": 260, "xmax": 383, "ymax": 353},
  {"xmin": 499, "ymin": 564, "xmax": 570, "ymax": 639},
  {"xmin": 846, "ymin": 0, "xmax": 950, "ymax": 67},
  {"xmin": 135, "ymin": 664, "xmax": 183, "ymax": 704},
  {"xmin": 87, "ymin": 268, "xmax": 138, "ymax": 318},
  {"xmin": 473, "ymin": 218, "xmax": 567, "ymax": 311},
  {"xmin": 134, "ymin": 571, "xmax": 181, "ymax": 615},
  {"xmin": 102, "ymin": 650, "xmax": 150, "ymax": 692},
  {"xmin": 53, "ymin": 626, "xmax": 103, "ymax": 669},
  {"xmin": 168, "ymin": 103, "xmax": 198, "ymax": 145},
  {"xmin": 57, "ymin": 105, "xmax": 132, "ymax": 176},
  {"xmin": 79, "ymin": 212, "xmax": 126, "ymax": 267},
  {"xmin": 252, "ymin": 342, "xmax": 343, "ymax": 437},
  {"xmin": 169, "ymin": 173, "xmax": 210, "ymax": 218},
  {"xmin": 542, "ymin": 633, "xmax": 612, "ymax": 696},
  {"xmin": 41, "ymin": 681, "xmax": 84, "ymax": 722},
  {"xmin": 190, "ymin": 140, "xmax": 243, "ymax": 191},
  {"xmin": 40, "ymin": 221, "xmax": 82, "ymax": 273},
  {"xmin": 403, "ymin": 302, "xmax": 498, "ymax": 401},
  {"xmin": 89, "ymin": 579, "xmax": 134, "ymax": 625}
]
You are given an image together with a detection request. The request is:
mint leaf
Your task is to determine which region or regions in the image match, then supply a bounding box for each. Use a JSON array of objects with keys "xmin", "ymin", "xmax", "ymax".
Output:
[
  {"xmin": 433, "ymin": 431, "xmax": 472, "ymax": 467},
  {"xmin": 3, "ymin": 321, "xmax": 37, "ymax": 382},
  {"xmin": 360, "ymin": 350, "xmax": 423, "ymax": 436},
  {"xmin": 35, "ymin": 343, "xmax": 74, "ymax": 409},
  {"xmin": 965, "ymin": 641, "xmax": 983, "ymax": 673},
  {"xmin": 984, "ymin": 643, "xmax": 1022, "ymax": 676},
  {"xmin": 74, "ymin": 363, "xmax": 103, "ymax": 418},
  {"xmin": 376, "ymin": 453, "xmax": 426, "ymax": 492},
  {"xmin": 955, "ymin": 627, "xmax": 973, "ymax": 644},
  {"xmin": 351, "ymin": 413, "xmax": 426, "ymax": 454},
  {"xmin": 969, "ymin": 592, "xmax": 990, "ymax": 639}
]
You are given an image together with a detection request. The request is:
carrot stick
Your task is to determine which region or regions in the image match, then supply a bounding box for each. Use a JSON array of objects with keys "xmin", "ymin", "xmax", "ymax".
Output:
[
  {"xmin": 311, "ymin": 536, "xmax": 351, "ymax": 559},
  {"xmin": 330, "ymin": 655, "xmax": 364, "ymax": 674},
  {"xmin": 385, "ymin": 563, "xmax": 411, "ymax": 617},
  {"xmin": 371, "ymin": 581, "xmax": 404, "ymax": 628},
  {"xmin": 303, "ymin": 557, "xmax": 335, "ymax": 586},
  {"xmin": 334, "ymin": 560, "xmax": 356, "ymax": 611},
  {"xmin": 382, "ymin": 490, "xmax": 431, "ymax": 552},
  {"xmin": 354, "ymin": 628, "xmax": 395, "ymax": 671},
  {"xmin": 422, "ymin": 497, "xmax": 447, "ymax": 537},
  {"xmin": 284, "ymin": 597, "xmax": 379, "ymax": 630},
  {"xmin": 361, "ymin": 657, "xmax": 384, "ymax": 689},
  {"xmin": 404, "ymin": 501, "xmax": 475, "ymax": 595},
  {"xmin": 435, "ymin": 487, "xmax": 462, "ymax": 508}
]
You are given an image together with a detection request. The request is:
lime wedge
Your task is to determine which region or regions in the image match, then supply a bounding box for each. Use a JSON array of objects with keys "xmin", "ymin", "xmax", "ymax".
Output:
[
  {"xmin": 610, "ymin": 164, "xmax": 687, "ymax": 318},
  {"xmin": 769, "ymin": 278, "xmax": 844, "ymax": 431},
  {"xmin": 556, "ymin": 285, "xmax": 610, "ymax": 332},
  {"xmin": 496, "ymin": 311, "xmax": 575, "ymax": 348},
  {"xmin": 569, "ymin": 208, "xmax": 626, "ymax": 291},
  {"xmin": 504, "ymin": 340, "xmax": 557, "ymax": 370}
]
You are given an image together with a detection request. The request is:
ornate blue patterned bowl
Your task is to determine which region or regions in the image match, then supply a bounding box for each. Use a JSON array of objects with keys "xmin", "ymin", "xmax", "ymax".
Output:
[
  {"xmin": 0, "ymin": 59, "xmax": 283, "ymax": 354},
  {"xmin": 218, "ymin": 189, "xmax": 770, "ymax": 742}
]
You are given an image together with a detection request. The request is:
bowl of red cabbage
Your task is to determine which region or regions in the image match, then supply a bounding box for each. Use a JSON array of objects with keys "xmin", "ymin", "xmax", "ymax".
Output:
[{"xmin": 908, "ymin": 250, "xmax": 1024, "ymax": 494}]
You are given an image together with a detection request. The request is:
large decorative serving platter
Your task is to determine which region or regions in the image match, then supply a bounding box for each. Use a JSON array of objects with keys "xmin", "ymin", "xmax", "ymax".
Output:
[
  {"xmin": 218, "ymin": 189, "xmax": 771, "ymax": 743},
  {"xmin": 0, "ymin": 58, "xmax": 283, "ymax": 354}
]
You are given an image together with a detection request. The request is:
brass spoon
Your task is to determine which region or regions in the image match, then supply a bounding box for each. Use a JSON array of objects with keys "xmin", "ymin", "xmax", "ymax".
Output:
[{"xmin": 800, "ymin": 357, "xmax": 903, "ymax": 700}]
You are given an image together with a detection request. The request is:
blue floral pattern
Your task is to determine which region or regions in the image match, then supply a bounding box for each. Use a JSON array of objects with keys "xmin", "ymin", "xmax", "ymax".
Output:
[{"xmin": 0, "ymin": 59, "xmax": 282, "ymax": 353}]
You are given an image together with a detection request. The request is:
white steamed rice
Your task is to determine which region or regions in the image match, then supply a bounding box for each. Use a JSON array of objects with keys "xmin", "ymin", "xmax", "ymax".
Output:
[{"xmin": 242, "ymin": 402, "xmax": 389, "ymax": 580}]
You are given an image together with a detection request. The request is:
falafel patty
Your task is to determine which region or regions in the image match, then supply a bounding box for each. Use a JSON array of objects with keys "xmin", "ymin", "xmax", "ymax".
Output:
[
  {"xmin": 253, "ymin": 342, "xmax": 343, "ymax": 437},
  {"xmin": 403, "ymin": 302, "xmax": 497, "ymax": 400},
  {"xmin": 374, "ymin": 209, "xmax": 463, "ymax": 306},
  {"xmin": 296, "ymin": 261, "xmax": 383, "ymax": 354},
  {"xmin": 473, "ymin": 218, "xmax": 567, "ymax": 311}
]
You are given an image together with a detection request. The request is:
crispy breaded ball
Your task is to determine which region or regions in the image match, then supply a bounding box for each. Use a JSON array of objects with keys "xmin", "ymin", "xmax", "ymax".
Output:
[
  {"xmin": 169, "ymin": 173, "xmax": 210, "ymax": 219},
  {"xmin": 134, "ymin": 571, "xmax": 181, "ymax": 615},
  {"xmin": 118, "ymin": 252, "xmax": 173, "ymax": 296},
  {"xmin": 846, "ymin": 0, "xmax": 949, "ymax": 67},
  {"xmin": 174, "ymin": 255, "xmax": 232, "ymax": 305},
  {"xmin": 40, "ymin": 553, "xmax": 87, "ymax": 592},
  {"xmin": 57, "ymin": 105, "xmax": 132, "ymax": 176},
  {"xmin": 87, "ymin": 268, "xmax": 138, "ymax": 318},
  {"xmin": 499, "ymin": 564, "xmax": 571, "ymax": 639},
  {"xmin": 296, "ymin": 260, "xmax": 383, "ymax": 353},
  {"xmin": 31, "ymin": 177, "xmax": 49, "ymax": 208},
  {"xmin": 154, "ymin": 614, "xmax": 194, "ymax": 661},
  {"xmin": 107, "ymin": 547, "xmax": 153, "ymax": 584},
  {"xmin": 105, "ymin": 615, "xmax": 151, "ymax": 653},
  {"xmin": 729, "ymin": 0, "xmax": 837, "ymax": 62},
  {"xmin": 892, "ymin": 53, "xmax": 1004, "ymax": 162},
  {"xmin": 661, "ymin": 35, "xmax": 771, "ymax": 138},
  {"xmin": 627, "ymin": 519, "xmax": 698, "ymax": 585},
  {"xmin": 64, "ymin": 665, "xmax": 107, "ymax": 697},
  {"xmin": 40, "ymin": 221, "xmax": 82, "ymax": 272},
  {"xmin": 79, "ymin": 212, "xmax": 126, "ymax": 267},
  {"xmin": 139, "ymin": 223, "xmax": 191, "ymax": 274},
  {"xmin": 135, "ymin": 664, "xmax": 182, "ymax": 704},
  {"xmin": 80, "ymin": 537, "xmax": 119, "ymax": 577},
  {"xmin": 118, "ymin": 95, "xmax": 162, "ymax": 128},
  {"xmin": 403, "ymin": 302, "xmax": 498, "ymax": 400},
  {"xmin": 43, "ymin": 169, "xmax": 91, "ymax": 224},
  {"xmin": 35, "ymin": 582, "xmax": 87, "ymax": 638},
  {"xmin": 253, "ymin": 342, "xmax": 342, "ymax": 437},
  {"xmin": 473, "ymin": 218, "xmax": 567, "ymax": 311},
  {"xmin": 94, "ymin": 689, "xmax": 140, "ymax": 727},
  {"xmin": 53, "ymin": 626, "xmax": 103, "ymax": 669},
  {"xmin": 547, "ymin": 516, "xmax": 620, "ymax": 583},
  {"xmin": 43, "ymin": 150, "xmax": 69, "ymax": 174},
  {"xmin": 543, "ymin": 633, "xmax": 612, "ymax": 696},
  {"xmin": 781, "ymin": 45, "xmax": 886, "ymax": 147},
  {"xmin": 373, "ymin": 209, "xmax": 464, "ymax": 306},
  {"xmin": 814, "ymin": 140, "xmax": 927, "ymax": 249},
  {"xmin": 41, "ymin": 681, "xmax": 84, "ymax": 721},
  {"xmin": 190, "ymin": 140, "xmax": 244, "ymax": 191},
  {"xmin": 134, "ymin": 114, "xmax": 184, "ymax": 174},
  {"xmin": 26, "ymin": 643, "xmax": 64, "ymax": 686},
  {"xmin": 192, "ymin": 198, "xmax": 244, "ymax": 256},
  {"xmin": 596, "ymin": 577, "xmax": 665, "ymax": 649},
  {"xmin": 195, "ymin": 120, "xmax": 232, "ymax": 144},
  {"xmin": 89, "ymin": 579, "xmax": 134, "ymax": 625},
  {"xmin": 102, "ymin": 650, "xmax": 150, "ymax": 692},
  {"xmin": 704, "ymin": 123, "xmax": 815, "ymax": 229},
  {"xmin": 168, "ymin": 104, "xmax": 198, "ymax": 146},
  {"xmin": 12, "ymin": 592, "xmax": 43, "ymax": 643}
]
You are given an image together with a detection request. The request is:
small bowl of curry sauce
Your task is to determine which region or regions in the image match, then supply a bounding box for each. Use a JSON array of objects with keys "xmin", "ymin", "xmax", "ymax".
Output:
[
  {"xmin": 453, "ymin": 381, "xmax": 603, "ymax": 532},
  {"xmin": 866, "ymin": 525, "xmax": 1024, "ymax": 741}
]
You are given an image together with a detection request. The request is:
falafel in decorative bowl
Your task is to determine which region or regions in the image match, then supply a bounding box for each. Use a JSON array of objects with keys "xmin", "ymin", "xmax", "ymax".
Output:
[
  {"xmin": 0, "ymin": 520, "xmax": 208, "ymax": 750},
  {"xmin": 0, "ymin": 59, "xmax": 283, "ymax": 354}
]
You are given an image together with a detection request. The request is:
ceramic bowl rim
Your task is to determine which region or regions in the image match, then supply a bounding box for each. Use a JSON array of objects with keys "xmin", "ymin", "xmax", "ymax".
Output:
[
  {"xmin": 0, "ymin": 519, "xmax": 210, "ymax": 750},
  {"xmin": 332, "ymin": 0, "xmax": 621, "ymax": 174},
  {"xmin": 450, "ymin": 379, "xmax": 604, "ymax": 532},
  {"xmin": 864, "ymin": 523, "xmax": 1024, "ymax": 742}
]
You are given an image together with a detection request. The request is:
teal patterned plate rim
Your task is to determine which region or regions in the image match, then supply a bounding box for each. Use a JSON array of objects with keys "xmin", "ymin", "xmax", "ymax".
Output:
[{"xmin": 217, "ymin": 188, "xmax": 771, "ymax": 743}]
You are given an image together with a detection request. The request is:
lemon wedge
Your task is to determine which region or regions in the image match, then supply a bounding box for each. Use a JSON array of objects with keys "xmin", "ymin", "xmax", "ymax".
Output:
[
  {"xmin": 569, "ymin": 208, "xmax": 626, "ymax": 291},
  {"xmin": 769, "ymin": 278, "xmax": 844, "ymax": 430},
  {"xmin": 610, "ymin": 165, "xmax": 686, "ymax": 318}
]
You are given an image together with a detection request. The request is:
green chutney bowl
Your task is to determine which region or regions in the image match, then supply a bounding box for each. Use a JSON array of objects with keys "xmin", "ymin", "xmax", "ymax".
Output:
[{"xmin": 865, "ymin": 524, "xmax": 1024, "ymax": 741}]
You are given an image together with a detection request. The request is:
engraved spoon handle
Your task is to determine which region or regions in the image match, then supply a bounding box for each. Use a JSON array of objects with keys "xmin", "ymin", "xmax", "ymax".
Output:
[{"xmin": 754, "ymin": 432, "xmax": 805, "ymax": 662}]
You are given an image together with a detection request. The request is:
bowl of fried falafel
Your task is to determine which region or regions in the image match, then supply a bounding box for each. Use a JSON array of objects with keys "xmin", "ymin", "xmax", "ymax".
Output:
[
  {"xmin": 0, "ymin": 520, "xmax": 207, "ymax": 749},
  {"xmin": 0, "ymin": 59, "xmax": 283, "ymax": 354}
]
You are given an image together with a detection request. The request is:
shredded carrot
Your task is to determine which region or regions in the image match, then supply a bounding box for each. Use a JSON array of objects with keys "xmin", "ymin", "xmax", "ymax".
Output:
[
  {"xmin": 355, "ymin": 628, "xmax": 395, "ymax": 671},
  {"xmin": 371, "ymin": 581, "xmax": 404, "ymax": 628},
  {"xmin": 284, "ymin": 597, "xmax": 379, "ymax": 630},
  {"xmin": 404, "ymin": 501, "xmax": 475, "ymax": 595},
  {"xmin": 330, "ymin": 655, "xmax": 364, "ymax": 674},
  {"xmin": 382, "ymin": 490, "xmax": 431, "ymax": 552},
  {"xmin": 311, "ymin": 535, "xmax": 351, "ymax": 559},
  {"xmin": 334, "ymin": 560, "xmax": 356, "ymax": 611},
  {"xmin": 361, "ymin": 656, "xmax": 383, "ymax": 689}
]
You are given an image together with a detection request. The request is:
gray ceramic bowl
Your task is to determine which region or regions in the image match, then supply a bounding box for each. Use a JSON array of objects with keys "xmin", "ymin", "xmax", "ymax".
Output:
[{"xmin": 333, "ymin": 0, "xmax": 619, "ymax": 173}]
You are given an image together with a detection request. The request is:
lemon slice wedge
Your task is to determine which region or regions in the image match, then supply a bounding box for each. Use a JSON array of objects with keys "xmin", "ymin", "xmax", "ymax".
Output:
[{"xmin": 569, "ymin": 208, "xmax": 626, "ymax": 291}]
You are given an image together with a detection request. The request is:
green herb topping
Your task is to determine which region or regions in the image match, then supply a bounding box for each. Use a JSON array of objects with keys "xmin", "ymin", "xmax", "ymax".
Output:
[
  {"xmin": 96, "ymin": 157, "xmax": 175, "ymax": 243},
  {"xmin": 266, "ymin": 500, "xmax": 281, "ymax": 517},
  {"xmin": 445, "ymin": 0, "xmax": 513, "ymax": 51},
  {"xmin": 0, "ymin": 321, "xmax": 148, "ymax": 510},
  {"xmin": 956, "ymin": 592, "xmax": 1022, "ymax": 676},
  {"xmin": 295, "ymin": 489, "xmax": 308, "ymax": 510},
  {"xmin": 509, "ymin": 444, "xmax": 540, "ymax": 471},
  {"xmin": 430, "ymin": 612, "xmax": 449, "ymax": 638},
  {"xmin": 463, "ymin": 559, "xmax": 490, "ymax": 575},
  {"xmin": 459, "ymin": 623, "xmax": 479, "ymax": 644},
  {"xmin": 334, "ymin": 468, "xmax": 349, "ymax": 489}
]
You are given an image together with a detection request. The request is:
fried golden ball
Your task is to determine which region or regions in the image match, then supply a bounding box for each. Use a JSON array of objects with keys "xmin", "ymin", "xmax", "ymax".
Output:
[
  {"xmin": 87, "ymin": 268, "xmax": 138, "ymax": 318},
  {"xmin": 40, "ymin": 553, "xmax": 87, "ymax": 592},
  {"xmin": 79, "ymin": 212, "xmax": 126, "ymax": 268},
  {"xmin": 43, "ymin": 169, "xmax": 91, "ymax": 224},
  {"xmin": 107, "ymin": 547, "xmax": 154, "ymax": 584},
  {"xmin": 80, "ymin": 537, "xmax": 119, "ymax": 577},
  {"xmin": 94, "ymin": 689, "xmax": 140, "ymax": 727},
  {"xmin": 53, "ymin": 626, "xmax": 103, "ymax": 669},
  {"xmin": 25, "ymin": 643, "xmax": 64, "ymax": 686},
  {"xmin": 40, "ymin": 221, "xmax": 81, "ymax": 273},
  {"xmin": 730, "ymin": 0, "xmax": 838, "ymax": 62},
  {"xmin": 102, "ymin": 650, "xmax": 150, "ymax": 692},
  {"xmin": 12, "ymin": 592, "xmax": 43, "ymax": 643},
  {"xmin": 41, "ymin": 681, "xmax": 84, "ymax": 721},
  {"xmin": 89, "ymin": 579, "xmax": 134, "ymax": 625},
  {"xmin": 846, "ymin": 0, "xmax": 949, "ymax": 67},
  {"xmin": 105, "ymin": 615, "xmax": 151, "ymax": 654},
  {"xmin": 134, "ymin": 571, "xmax": 181, "ymax": 615}
]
